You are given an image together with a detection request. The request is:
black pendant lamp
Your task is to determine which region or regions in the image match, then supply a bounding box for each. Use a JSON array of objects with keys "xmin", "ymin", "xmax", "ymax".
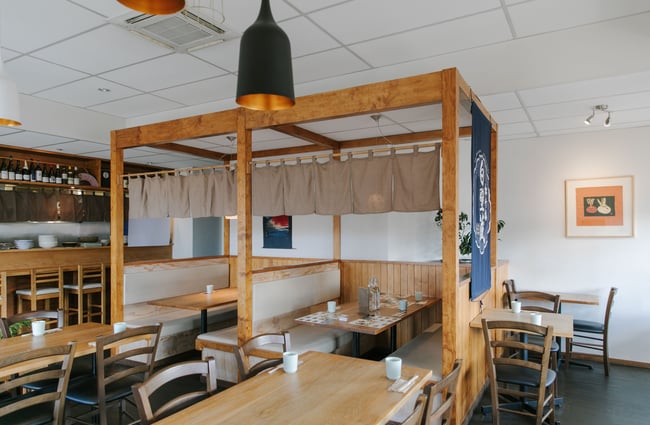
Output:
[
  {"xmin": 236, "ymin": 0, "xmax": 295, "ymax": 111},
  {"xmin": 117, "ymin": 0, "xmax": 185, "ymax": 15}
]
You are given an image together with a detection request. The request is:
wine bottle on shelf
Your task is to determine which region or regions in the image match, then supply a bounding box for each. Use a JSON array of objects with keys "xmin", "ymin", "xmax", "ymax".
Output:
[
  {"xmin": 29, "ymin": 160, "xmax": 36, "ymax": 182},
  {"xmin": 61, "ymin": 165, "xmax": 68, "ymax": 183},
  {"xmin": 0, "ymin": 158, "xmax": 7, "ymax": 180},
  {"xmin": 55, "ymin": 164, "xmax": 62, "ymax": 184},
  {"xmin": 7, "ymin": 156, "xmax": 14, "ymax": 180},
  {"xmin": 49, "ymin": 166, "xmax": 56, "ymax": 183},
  {"xmin": 22, "ymin": 160, "xmax": 30, "ymax": 181},
  {"xmin": 14, "ymin": 160, "xmax": 22, "ymax": 181},
  {"xmin": 35, "ymin": 162, "xmax": 43, "ymax": 182},
  {"xmin": 67, "ymin": 166, "xmax": 74, "ymax": 185},
  {"xmin": 41, "ymin": 164, "xmax": 49, "ymax": 183},
  {"xmin": 73, "ymin": 166, "xmax": 80, "ymax": 185}
]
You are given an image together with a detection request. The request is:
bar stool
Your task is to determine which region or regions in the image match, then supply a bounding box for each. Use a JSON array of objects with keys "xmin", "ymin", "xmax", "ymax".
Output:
[
  {"xmin": 63, "ymin": 263, "xmax": 105, "ymax": 324},
  {"xmin": 15, "ymin": 267, "xmax": 63, "ymax": 314}
]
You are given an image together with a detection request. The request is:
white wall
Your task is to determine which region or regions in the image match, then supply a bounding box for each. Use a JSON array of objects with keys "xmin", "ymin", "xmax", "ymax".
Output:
[{"xmin": 498, "ymin": 126, "xmax": 650, "ymax": 364}]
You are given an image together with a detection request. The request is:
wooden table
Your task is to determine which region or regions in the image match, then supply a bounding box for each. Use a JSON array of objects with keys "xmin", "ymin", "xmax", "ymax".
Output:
[
  {"xmin": 155, "ymin": 350, "xmax": 432, "ymax": 425},
  {"xmin": 469, "ymin": 307, "xmax": 573, "ymax": 338},
  {"xmin": 296, "ymin": 295, "xmax": 440, "ymax": 357},
  {"xmin": 0, "ymin": 322, "xmax": 113, "ymax": 376},
  {"xmin": 147, "ymin": 287, "xmax": 237, "ymax": 333}
]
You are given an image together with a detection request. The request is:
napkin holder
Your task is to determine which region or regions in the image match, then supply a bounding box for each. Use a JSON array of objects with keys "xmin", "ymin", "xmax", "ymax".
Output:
[{"xmin": 358, "ymin": 287, "xmax": 369, "ymax": 315}]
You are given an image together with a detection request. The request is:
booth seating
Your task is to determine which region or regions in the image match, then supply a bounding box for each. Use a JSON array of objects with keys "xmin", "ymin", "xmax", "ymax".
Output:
[
  {"xmin": 196, "ymin": 266, "xmax": 352, "ymax": 383},
  {"xmin": 123, "ymin": 258, "xmax": 236, "ymax": 360},
  {"xmin": 387, "ymin": 323, "xmax": 443, "ymax": 381}
]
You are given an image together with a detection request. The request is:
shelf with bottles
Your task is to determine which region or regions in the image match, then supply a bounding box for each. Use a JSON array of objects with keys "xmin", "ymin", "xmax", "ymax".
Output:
[{"xmin": 0, "ymin": 156, "xmax": 107, "ymax": 191}]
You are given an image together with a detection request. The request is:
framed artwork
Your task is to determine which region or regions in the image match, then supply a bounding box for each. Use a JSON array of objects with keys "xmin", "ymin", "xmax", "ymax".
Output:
[
  {"xmin": 565, "ymin": 176, "xmax": 634, "ymax": 237},
  {"xmin": 262, "ymin": 215, "xmax": 293, "ymax": 249}
]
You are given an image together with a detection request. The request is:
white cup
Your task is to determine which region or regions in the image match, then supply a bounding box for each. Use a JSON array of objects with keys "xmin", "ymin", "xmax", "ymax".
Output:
[
  {"xmin": 414, "ymin": 291, "xmax": 423, "ymax": 301},
  {"xmin": 327, "ymin": 301, "xmax": 337, "ymax": 313},
  {"xmin": 385, "ymin": 356, "xmax": 402, "ymax": 380},
  {"xmin": 531, "ymin": 312, "xmax": 543, "ymax": 325},
  {"xmin": 206, "ymin": 284, "xmax": 214, "ymax": 294},
  {"xmin": 399, "ymin": 299, "xmax": 408, "ymax": 312},
  {"xmin": 31, "ymin": 320, "xmax": 46, "ymax": 336},
  {"xmin": 113, "ymin": 321, "xmax": 127, "ymax": 333},
  {"xmin": 511, "ymin": 300, "xmax": 522, "ymax": 313},
  {"xmin": 283, "ymin": 351, "xmax": 299, "ymax": 374}
]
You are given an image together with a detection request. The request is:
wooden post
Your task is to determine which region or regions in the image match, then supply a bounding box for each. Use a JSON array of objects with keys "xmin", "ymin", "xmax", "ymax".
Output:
[
  {"xmin": 236, "ymin": 110, "xmax": 253, "ymax": 345},
  {"xmin": 441, "ymin": 68, "xmax": 460, "ymax": 424},
  {"xmin": 223, "ymin": 160, "xmax": 232, "ymax": 257},
  {"xmin": 109, "ymin": 131, "xmax": 125, "ymax": 323}
]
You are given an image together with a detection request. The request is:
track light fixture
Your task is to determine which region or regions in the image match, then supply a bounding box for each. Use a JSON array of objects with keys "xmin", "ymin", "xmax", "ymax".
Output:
[{"xmin": 584, "ymin": 104, "xmax": 611, "ymax": 127}]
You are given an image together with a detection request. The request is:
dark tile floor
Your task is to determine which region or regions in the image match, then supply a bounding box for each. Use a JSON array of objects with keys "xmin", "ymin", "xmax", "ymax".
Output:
[{"xmin": 467, "ymin": 360, "xmax": 650, "ymax": 425}]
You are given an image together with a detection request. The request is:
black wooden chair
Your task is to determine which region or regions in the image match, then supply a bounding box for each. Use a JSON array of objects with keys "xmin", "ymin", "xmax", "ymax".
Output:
[
  {"xmin": 234, "ymin": 331, "xmax": 291, "ymax": 381},
  {"xmin": 0, "ymin": 342, "xmax": 76, "ymax": 425},
  {"xmin": 132, "ymin": 357, "xmax": 217, "ymax": 424},
  {"xmin": 65, "ymin": 323, "xmax": 162, "ymax": 425},
  {"xmin": 482, "ymin": 319, "xmax": 557, "ymax": 425},
  {"xmin": 568, "ymin": 287, "xmax": 618, "ymax": 376}
]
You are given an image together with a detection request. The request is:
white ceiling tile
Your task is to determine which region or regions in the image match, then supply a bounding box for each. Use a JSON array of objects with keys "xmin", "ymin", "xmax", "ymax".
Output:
[
  {"xmin": 519, "ymin": 70, "xmax": 650, "ymax": 107},
  {"xmin": 1, "ymin": 0, "xmax": 106, "ymax": 53},
  {"xmin": 89, "ymin": 94, "xmax": 183, "ymax": 118},
  {"xmin": 101, "ymin": 54, "xmax": 224, "ymax": 92},
  {"xmin": 309, "ymin": 0, "xmax": 501, "ymax": 44},
  {"xmin": 499, "ymin": 122, "xmax": 535, "ymax": 135},
  {"xmin": 401, "ymin": 119, "xmax": 443, "ymax": 133},
  {"xmin": 33, "ymin": 25, "xmax": 171, "ymax": 74},
  {"xmin": 383, "ymin": 105, "xmax": 441, "ymax": 124},
  {"xmin": 292, "ymin": 48, "xmax": 369, "ymax": 84},
  {"xmin": 0, "ymin": 131, "xmax": 74, "ymax": 148},
  {"xmin": 491, "ymin": 108, "xmax": 529, "ymax": 124},
  {"xmin": 35, "ymin": 77, "xmax": 141, "ymax": 107},
  {"xmin": 499, "ymin": 132, "xmax": 537, "ymax": 141},
  {"xmin": 5, "ymin": 56, "xmax": 87, "ymax": 94},
  {"xmin": 75, "ymin": 0, "xmax": 133, "ymax": 18},
  {"xmin": 350, "ymin": 10, "xmax": 512, "ymax": 68},
  {"xmin": 0, "ymin": 127, "xmax": 22, "ymax": 136},
  {"xmin": 303, "ymin": 114, "xmax": 375, "ymax": 134},
  {"xmin": 213, "ymin": 0, "xmax": 299, "ymax": 33},
  {"xmin": 154, "ymin": 74, "xmax": 237, "ymax": 105},
  {"xmin": 191, "ymin": 39, "xmax": 240, "ymax": 72},
  {"xmin": 283, "ymin": 16, "xmax": 340, "ymax": 57},
  {"xmin": 509, "ymin": 0, "xmax": 650, "ymax": 38},
  {"xmin": 37, "ymin": 140, "xmax": 108, "ymax": 155},
  {"xmin": 479, "ymin": 92, "xmax": 522, "ymax": 111},
  {"xmin": 287, "ymin": 0, "xmax": 347, "ymax": 13},
  {"xmin": 1, "ymin": 47, "xmax": 20, "ymax": 61}
]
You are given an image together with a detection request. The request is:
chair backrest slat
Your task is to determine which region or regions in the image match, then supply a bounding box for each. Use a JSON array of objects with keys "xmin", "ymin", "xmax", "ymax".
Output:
[
  {"xmin": 235, "ymin": 331, "xmax": 291, "ymax": 381},
  {"xmin": 423, "ymin": 359, "xmax": 462, "ymax": 425}
]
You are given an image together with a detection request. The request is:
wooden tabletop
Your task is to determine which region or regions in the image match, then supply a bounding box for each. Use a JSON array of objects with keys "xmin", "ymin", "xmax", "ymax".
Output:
[
  {"xmin": 295, "ymin": 296, "xmax": 440, "ymax": 336},
  {"xmin": 155, "ymin": 351, "xmax": 432, "ymax": 425},
  {"xmin": 147, "ymin": 287, "xmax": 238, "ymax": 311},
  {"xmin": 0, "ymin": 322, "xmax": 113, "ymax": 376},
  {"xmin": 469, "ymin": 307, "xmax": 574, "ymax": 338}
]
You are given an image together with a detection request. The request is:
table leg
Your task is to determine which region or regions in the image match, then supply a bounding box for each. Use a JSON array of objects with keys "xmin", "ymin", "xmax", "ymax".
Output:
[
  {"xmin": 352, "ymin": 332, "xmax": 360, "ymax": 357},
  {"xmin": 200, "ymin": 309, "xmax": 208, "ymax": 334}
]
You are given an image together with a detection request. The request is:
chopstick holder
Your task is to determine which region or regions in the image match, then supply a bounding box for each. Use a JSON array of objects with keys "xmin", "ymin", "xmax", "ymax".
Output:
[{"xmin": 388, "ymin": 375, "xmax": 419, "ymax": 393}]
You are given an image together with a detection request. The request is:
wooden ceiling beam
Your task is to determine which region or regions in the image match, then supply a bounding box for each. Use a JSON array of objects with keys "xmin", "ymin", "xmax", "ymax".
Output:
[
  {"xmin": 154, "ymin": 142, "xmax": 225, "ymax": 161},
  {"xmin": 272, "ymin": 124, "xmax": 340, "ymax": 149}
]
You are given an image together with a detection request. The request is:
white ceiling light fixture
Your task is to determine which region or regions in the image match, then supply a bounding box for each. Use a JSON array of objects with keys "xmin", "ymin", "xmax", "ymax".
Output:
[
  {"xmin": 584, "ymin": 104, "xmax": 611, "ymax": 127},
  {"xmin": 0, "ymin": 5, "xmax": 21, "ymax": 127}
]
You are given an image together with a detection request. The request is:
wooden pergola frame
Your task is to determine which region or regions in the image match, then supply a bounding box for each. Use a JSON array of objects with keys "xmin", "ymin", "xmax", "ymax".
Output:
[{"xmin": 109, "ymin": 67, "xmax": 498, "ymax": 421}]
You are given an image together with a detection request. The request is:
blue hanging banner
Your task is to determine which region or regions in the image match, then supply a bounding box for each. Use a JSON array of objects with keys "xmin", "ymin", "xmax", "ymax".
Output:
[{"xmin": 470, "ymin": 102, "xmax": 492, "ymax": 300}]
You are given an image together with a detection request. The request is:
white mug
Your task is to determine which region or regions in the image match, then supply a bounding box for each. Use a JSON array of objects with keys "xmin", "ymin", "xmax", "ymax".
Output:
[
  {"xmin": 206, "ymin": 284, "xmax": 214, "ymax": 294},
  {"xmin": 414, "ymin": 291, "xmax": 423, "ymax": 301},
  {"xmin": 385, "ymin": 356, "xmax": 402, "ymax": 380},
  {"xmin": 531, "ymin": 312, "xmax": 543, "ymax": 325},
  {"xmin": 31, "ymin": 320, "xmax": 46, "ymax": 336},
  {"xmin": 399, "ymin": 299, "xmax": 408, "ymax": 312},
  {"xmin": 113, "ymin": 321, "xmax": 127, "ymax": 333},
  {"xmin": 283, "ymin": 351, "xmax": 299, "ymax": 374},
  {"xmin": 327, "ymin": 301, "xmax": 337, "ymax": 313},
  {"xmin": 511, "ymin": 300, "xmax": 522, "ymax": 313}
]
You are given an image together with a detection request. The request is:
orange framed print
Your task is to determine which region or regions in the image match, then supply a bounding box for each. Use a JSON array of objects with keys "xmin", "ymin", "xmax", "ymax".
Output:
[{"xmin": 565, "ymin": 176, "xmax": 634, "ymax": 237}]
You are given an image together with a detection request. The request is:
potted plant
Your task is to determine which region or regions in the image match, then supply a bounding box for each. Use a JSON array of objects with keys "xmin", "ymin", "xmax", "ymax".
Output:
[{"xmin": 434, "ymin": 210, "xmax": 505, "ymax": 257}]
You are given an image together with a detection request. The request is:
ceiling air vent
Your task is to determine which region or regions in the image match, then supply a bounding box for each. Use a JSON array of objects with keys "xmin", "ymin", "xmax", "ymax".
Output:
[{"xmin": 111, "ymin": 9, "xmax": 238, "ymax": 53}]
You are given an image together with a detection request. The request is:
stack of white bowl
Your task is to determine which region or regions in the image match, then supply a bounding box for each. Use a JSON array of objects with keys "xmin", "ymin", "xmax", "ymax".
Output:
[
  {"xmin": 14, "ymin": 239, "xmax": 34, "ymax": 250},
  {"xmin": 38, "ymin": 234, "xmax": 58, "ymax": 249}
]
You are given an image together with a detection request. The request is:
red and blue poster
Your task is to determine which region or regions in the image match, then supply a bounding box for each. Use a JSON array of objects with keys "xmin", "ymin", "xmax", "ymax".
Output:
[{"xmin": 263, "ymin": 215, "xmax": 293, "ymax": 249}]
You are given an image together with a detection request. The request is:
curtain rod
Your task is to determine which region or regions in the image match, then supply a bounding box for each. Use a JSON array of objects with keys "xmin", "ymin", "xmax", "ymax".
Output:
[{"xmin": 121, "ymin": 141, "xmax": 439, "ymax": 178}]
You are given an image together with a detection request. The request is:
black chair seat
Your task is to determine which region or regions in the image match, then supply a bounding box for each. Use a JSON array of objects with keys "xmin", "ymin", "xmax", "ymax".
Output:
[
  {"xmin": 528, "ymin": 334, "xmax": 560, "ymax": 352},
  {"xmin": 496, "ymin": 364, "xmax": 556, "ymax": 388},
  {"xmin": 573, "ymin": 319, "xmax": 604, "ymax": 333},
  {"xmin": 22, "ymin": 353, "xmax": 96, "ymax": 392},
  {"xmin": 66, "ymin": 373, "xmax": 144, "ymax": 405},
  {"xmin": 0, "ymin": 399, "xmax": 54, "ymax": 425}
]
